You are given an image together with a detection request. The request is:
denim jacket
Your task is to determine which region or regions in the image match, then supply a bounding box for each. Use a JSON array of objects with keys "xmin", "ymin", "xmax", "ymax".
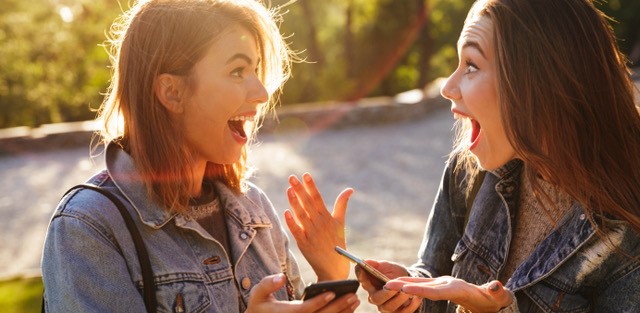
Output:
[
  {"xmin": 42, "ymin": 143, "xmax": 305, "ymax": 312},
  {"xmin": 407, "ymin": 157, "xmax": 640, "ymax": 312}
]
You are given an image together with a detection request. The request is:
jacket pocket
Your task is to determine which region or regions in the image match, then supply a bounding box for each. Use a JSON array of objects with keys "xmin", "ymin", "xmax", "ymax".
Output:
[
  {"xmin": 153, "ymin": 279, "xmax": 212, "ymax": 313},
  {"xmin": 450, "ymin": 239, "xmax": 495, "ymax": 284},
  {"xmin": 522, "ymin": 278, "xmax": 591, "ymax": 313}
]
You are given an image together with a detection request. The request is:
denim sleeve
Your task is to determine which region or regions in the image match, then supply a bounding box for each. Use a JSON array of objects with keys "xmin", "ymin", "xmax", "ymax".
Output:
[
  {"xmin": 408, "ymin": 158, "xmax": 466, "ymax": 279},
  {"xmin": 42, "ymin": 210, "xmax": 147, "ymax": 312},
  {"xmin": 405, "ymin": 158, "xmax": 468, "ymax": 313}
]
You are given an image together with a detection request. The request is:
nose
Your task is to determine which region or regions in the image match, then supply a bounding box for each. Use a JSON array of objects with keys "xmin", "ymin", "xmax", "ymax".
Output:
[
  {"xmin": 249, "ymin": 76, "xmax": 269, "ymax": 106},
  {"xmin": 440, "ymin": 73, "xmax": 461, "ymax": 101}
]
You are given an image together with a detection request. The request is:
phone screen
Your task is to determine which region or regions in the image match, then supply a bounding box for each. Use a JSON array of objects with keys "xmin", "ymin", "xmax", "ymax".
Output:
[{"xmin": 335, "ymin": 246, "xmax": 390, "ymax": 283}]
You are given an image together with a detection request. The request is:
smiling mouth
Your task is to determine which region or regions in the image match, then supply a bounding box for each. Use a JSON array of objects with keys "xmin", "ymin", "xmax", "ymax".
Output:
[{"xmin": 228, "ymin": 115, "xmax": 254, "ymax": 139}]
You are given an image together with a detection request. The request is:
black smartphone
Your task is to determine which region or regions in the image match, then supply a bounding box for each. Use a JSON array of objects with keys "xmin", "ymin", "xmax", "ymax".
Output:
[
  {"xmin": 335, "ymin": 246, "xmax": 390, "ymax": 283},
  {"xmin": 301, "ymin": 279, "xmax": 360, "ymax": 301}
]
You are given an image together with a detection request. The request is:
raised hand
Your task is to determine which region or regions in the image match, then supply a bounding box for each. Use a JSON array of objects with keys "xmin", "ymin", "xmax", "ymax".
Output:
[
  {"xmin": 384, "ymin": 276, "xmax": 513, "ymax": 313},
  {"xmin": 284, "ymin": 173, "xmax": 354, "ymax": 281}
]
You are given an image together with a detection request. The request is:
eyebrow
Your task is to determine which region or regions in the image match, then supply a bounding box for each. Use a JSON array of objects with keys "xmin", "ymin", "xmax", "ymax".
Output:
[
  {"xmin": 460, "ymin": 41, "xmax": 486, "ymax": 59},
  {"xmin": 225, "ymin": 53, "xmax": 254, "ymax": 65}
]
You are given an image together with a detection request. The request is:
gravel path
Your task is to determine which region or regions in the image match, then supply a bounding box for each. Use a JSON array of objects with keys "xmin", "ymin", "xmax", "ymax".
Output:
[{"xmin": 0, "ymin": 107, "xmax": 454, "ymax": 312}]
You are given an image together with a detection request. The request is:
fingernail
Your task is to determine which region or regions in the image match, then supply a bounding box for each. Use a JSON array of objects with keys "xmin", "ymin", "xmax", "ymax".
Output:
[
  {"xmin": 289, "ymin": 176, "xmax": 299, "ymax": 185},
  {"xmin": 273, "ymin": 273, "xmax": 284, "ymax": 284},
  {"xmin": 324, "ymin": 292, "xmax": 336, "ymax": 301},
  {"xmin": 489, "ymin": 282, "xmax": 501, "ymax": 292},
  {"xmin": 354, "ymin": 266, "xmax": 361, "ymax": 276},
  {"xmin": 303, "ymin": 173, "xmax": 312, "ymax": 182},
  {"xmin": 347, "ymin": 295, "xmax": 357, "ymax": 304}
]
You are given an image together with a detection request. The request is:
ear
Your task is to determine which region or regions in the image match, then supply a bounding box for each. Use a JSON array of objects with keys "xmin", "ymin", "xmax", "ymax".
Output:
[{"xmin": 155, "ymin": 73, "xmax": 185, "ymax": 113}]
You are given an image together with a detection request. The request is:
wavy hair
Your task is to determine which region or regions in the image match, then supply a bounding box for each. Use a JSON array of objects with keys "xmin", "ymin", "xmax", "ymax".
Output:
[
  {"xmin": 453, "ymin": 0, "xmax": 640, "ymax": 232},
  {"xmin": 97, "ymin": 0, "xmax": 292, "ymax": 212}
]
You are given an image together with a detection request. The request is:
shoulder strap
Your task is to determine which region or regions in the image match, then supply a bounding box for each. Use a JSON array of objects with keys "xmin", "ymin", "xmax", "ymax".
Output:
[
  {"xmin": 43, "ymin": 184, "xmax": 156, "ymax": 313},
  {"xmin": 463, "ymin": 170, "xmax": 486, "ymax": 230}
]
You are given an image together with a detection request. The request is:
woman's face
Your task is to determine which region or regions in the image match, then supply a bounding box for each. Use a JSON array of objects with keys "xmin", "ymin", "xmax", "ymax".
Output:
[
  {"xmin": 441, "ymin": 16, "xmax": 516, "ymax": 170},
  {"xmin": 181, "ymin": 26, "xmax": 268, "ymax": 166}
]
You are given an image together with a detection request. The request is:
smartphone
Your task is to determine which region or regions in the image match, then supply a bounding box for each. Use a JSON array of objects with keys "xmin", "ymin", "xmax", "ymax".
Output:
[
  {"xmin": 335, "ymin": 246, "xmax": 390, "ymax": 283},
  {"xmin": 301, "ymin": 279, "xmax": 359, "ymax": 301}
]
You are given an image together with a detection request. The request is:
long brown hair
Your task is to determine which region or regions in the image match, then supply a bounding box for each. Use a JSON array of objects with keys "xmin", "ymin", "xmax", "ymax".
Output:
[
  {"xmin": 455, "ymin": 0, "xmax": 640, "ymax": 232},
  {"xmin": 97, "ymin": 0, "xmax": 292, "ymax": 212}
]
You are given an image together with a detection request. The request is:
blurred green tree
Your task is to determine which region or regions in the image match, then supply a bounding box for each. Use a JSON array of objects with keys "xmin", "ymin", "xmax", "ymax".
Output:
[
  {"xmin": 0, "ymin": 0, "xmax": 637, "ymax": 129},
  {"xmin": 0, "ymin": 0, "xmax": 118, "ymax": 128}
]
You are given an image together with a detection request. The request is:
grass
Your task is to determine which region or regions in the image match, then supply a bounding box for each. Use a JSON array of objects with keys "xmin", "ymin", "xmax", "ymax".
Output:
[{"xmin": 0, "ymin": 276, "xmax": 43, "ymax": 313}]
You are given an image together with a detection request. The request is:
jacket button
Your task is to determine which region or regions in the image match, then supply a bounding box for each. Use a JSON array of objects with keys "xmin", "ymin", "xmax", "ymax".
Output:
[
  {"xmin": 240, "ymin": 232, "xmax": 249, "ymax": 240},
  {"xmin": 241, "ymin": 277, "xmax": 252, "ymax": 290}
]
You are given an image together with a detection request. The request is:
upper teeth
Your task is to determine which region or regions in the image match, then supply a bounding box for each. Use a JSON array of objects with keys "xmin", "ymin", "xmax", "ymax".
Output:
[{"xmin": 229, "ymin": 116, "xmax": 254, "ymax": 122}]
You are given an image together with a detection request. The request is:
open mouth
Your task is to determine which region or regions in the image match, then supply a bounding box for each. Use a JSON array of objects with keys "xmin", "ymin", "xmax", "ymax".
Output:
[
  {"xmin": 228, "ymin": 115, "xmax": 254, "ymax": 140},
  {"xmin": 470, "ymin": 119, "xmax": 481, "ymax": 146},
  {"xmin": 453, "ymin": 112, "xmax": 481, "ymax": 149}
]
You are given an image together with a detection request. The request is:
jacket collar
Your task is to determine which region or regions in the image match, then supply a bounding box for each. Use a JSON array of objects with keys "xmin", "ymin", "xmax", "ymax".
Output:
[
  {"xmin": 507, "ymin": 204, "xmax": 595, "ymax": 291},
  {"xmin": 105, "ymin": 142, "xmax": 272, "ymax": 229},
  {"xmin": 494, "ymin": 160, "xmax": 596, "ymax": 291}
]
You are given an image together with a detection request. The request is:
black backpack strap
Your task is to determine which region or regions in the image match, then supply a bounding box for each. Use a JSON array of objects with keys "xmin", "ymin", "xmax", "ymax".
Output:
[{"xmin": 43, "ymin": 183, "xmax": 157, "ymax": 313}]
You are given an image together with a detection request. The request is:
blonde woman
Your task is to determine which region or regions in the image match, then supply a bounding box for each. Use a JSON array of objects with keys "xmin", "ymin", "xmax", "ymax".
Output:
[{"xmin": 41, "ymin": 1, "xmax": 358, "ymax": 312}]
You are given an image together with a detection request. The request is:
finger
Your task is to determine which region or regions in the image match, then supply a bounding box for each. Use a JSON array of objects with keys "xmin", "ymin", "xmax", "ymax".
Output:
[
  {"xmin": 289, "ymin": 175, "xmax": 323, "ymax": 218},
  {"xmin": 315, "ymin": 293, "xmax": 359, "ymax": 313},
  {"xmin": 286, "ymin": 185, "xmax": 311, "ymax": 223},
  {"xmin": 300, "ymin": 173, "xmax": 329, "ymax": 215},
  {"xmin": 389, "ymin": 277, "xmax": 438, "ymax": 283},
  {"xmin": 284, "ymin": 210, "xmax": 306, "ymax": 242},
  {"xmin": 249, "ymin": 273, "xmax": 286, "ymax": 303},
  {"xmin": 486, "ymin": 280, "xmax": 512, "ymax": 307},
  {"xmin": 398, "ymin": 296, "xmax": 423, "ymax": 313},
  {"xmin": 332, "ymin": 188, "xmax": 354, "ymax": 224},
  {"xmin": 355, "ymin": 266, "xmax": 381, "ymax": 293},
  {"xmin": 378, "ymin": 292, "xmax": 412, "ymax": 313}
]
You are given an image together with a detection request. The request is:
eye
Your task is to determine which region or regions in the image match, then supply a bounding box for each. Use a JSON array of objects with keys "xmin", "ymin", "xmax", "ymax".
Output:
[
  {"xmin": 231, "ymin": 67, "xmax": 244, "ymax": 78},
  {"xmin": 464, "ymin": 60, "xmax": 479, "ymax": 74}
]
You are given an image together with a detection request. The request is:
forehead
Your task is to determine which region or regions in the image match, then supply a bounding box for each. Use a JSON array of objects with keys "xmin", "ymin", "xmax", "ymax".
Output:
[
  {"xmin": 458, "ymin": 16, "xmax": 494, "ymax": 57},
  {"xmin": 209, "ymin": 26, "xmax": 259, "ymax": 58}
]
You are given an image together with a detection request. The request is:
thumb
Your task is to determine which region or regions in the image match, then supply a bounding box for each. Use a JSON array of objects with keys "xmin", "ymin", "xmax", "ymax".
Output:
[
  {"xmin": 486, "ymin": 280, "xmax": 512, "ymax": 308},
  {"xmin": 332, "ymin": 188, "xmax": 354, "ymax": 223},
  {"xmin": 249, "ymin": 273, "xmax": 287, "ymax": 303}
]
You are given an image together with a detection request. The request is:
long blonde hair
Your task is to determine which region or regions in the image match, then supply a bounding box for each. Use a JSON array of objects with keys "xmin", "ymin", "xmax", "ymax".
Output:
[
  {"xmin": 97, "ymin": 0, "xmax": 292, "ymax": 212},
  {"xmin": 453, "ymin": 0, "xmax": 640, "ymax": 232}
]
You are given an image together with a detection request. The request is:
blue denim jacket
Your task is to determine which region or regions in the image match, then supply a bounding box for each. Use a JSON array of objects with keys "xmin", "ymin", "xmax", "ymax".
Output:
[
  {"xmin": 408, "ymin": 157, "xmax": 640, "ymax": 312},
  {"xmin": 42, "ymin": 143, "xmax": 305, "ymax": 312}
]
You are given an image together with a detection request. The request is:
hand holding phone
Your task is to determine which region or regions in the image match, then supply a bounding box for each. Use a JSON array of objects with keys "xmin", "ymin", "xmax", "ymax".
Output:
[
  {"xmin": 301, "ymin": 279, "xmax": 359, "ymax": 301},
  {"xmin": 335, "ymin": 246, "xmax": 390, "ymax": 283}
]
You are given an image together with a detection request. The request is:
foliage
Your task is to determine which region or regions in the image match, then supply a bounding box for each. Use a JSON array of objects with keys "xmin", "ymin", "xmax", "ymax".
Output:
[
  {"xmin": 0, "ymin": 0, "xmax": 120, "ymax": 128},
  {"xmin": 0, "ymin": 276, "xmax": 43, "ymax": 313},
  {"xmin": 0, "ymin": 0, "xmax": 637, "ymax": 128},
  {"xmin": 596, "ymin": 0, "xmax": 640, "ymax": 64}
]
